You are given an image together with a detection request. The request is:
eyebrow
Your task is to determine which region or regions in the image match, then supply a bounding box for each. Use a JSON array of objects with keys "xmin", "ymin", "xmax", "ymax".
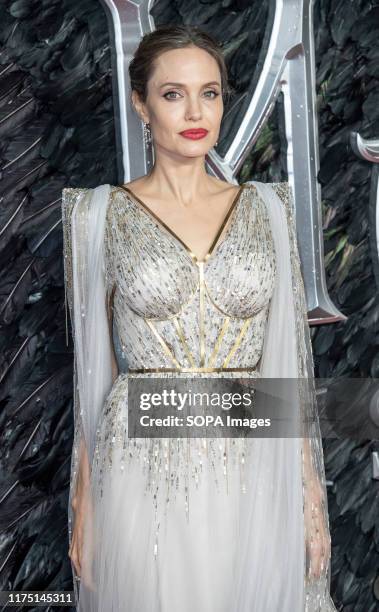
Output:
[{"xmin": 158, "ymin": 81, "xmax": 221, "ymax": 89}]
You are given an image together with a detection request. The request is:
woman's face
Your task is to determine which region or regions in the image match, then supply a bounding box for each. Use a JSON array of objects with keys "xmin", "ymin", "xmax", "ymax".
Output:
[{"xmin": 133, "ymin": 45, "xmax": 224, "ymax": 158}]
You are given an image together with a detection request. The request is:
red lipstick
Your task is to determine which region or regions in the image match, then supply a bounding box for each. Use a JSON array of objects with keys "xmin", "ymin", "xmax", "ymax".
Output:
[{"xmin": 179, "ymin": 129, "xmax": 208, "ymax": 140}]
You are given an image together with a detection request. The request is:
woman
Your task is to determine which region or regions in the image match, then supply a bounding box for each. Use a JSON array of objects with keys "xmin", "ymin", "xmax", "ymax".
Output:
[{"xmin": 62, "ymin": 24, "xmax": 337, "ymax": 612}]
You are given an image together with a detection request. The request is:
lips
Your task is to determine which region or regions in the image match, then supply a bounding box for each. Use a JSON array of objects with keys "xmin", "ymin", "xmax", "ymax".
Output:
[{"xmin": 179, "ymin": 129, "xmax": 208, "ymax": 140}]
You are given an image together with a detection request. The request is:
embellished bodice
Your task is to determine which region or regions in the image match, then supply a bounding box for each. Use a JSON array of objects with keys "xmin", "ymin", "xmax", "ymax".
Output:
[{"xmin": 103, "ymin": 183, "xmax": 277, "ymax": 372}]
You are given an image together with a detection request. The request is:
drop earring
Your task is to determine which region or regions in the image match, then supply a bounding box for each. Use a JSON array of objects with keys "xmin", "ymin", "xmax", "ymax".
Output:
[{"xmin": 143, "ymin": 122, "xmax": 152, "ymax": 145}]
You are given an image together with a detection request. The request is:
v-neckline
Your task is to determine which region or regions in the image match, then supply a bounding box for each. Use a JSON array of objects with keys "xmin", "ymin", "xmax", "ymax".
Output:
[{"xmin": 118, "ymin": 182, "xmax": 246, "ymax": 264}]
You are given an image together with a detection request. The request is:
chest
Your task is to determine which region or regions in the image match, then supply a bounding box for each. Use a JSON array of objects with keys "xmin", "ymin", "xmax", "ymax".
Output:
[{"xmin": 104, "ymin": 186, "xmax": 277, "ymax": 320}]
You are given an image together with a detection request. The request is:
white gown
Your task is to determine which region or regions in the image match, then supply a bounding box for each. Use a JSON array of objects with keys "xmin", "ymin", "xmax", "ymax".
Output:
[{"xmin": 62, "ymin": 181, "xmax": 337, "ymax": 611}]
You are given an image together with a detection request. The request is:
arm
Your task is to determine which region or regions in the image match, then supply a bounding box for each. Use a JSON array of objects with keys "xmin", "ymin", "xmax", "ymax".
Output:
[
  {"xmin": 106, "ymin": 283, "xmax": 119, "ymax": 385},
  {"xmin": 62, "ymin": 187, "xmax": 92, "ymax": 585},
  {"xmin": 62, "ymin": 187, "xmax": 91, "ymax": 491},
  {"xmin": 71, "ymin": 434, "xmax": 90, "ymax": 506},
  {"xmin": 63, "ymin": 185, "xmax": 113, "ymax": 591},
  {"xmin": 62, "ymin": 186, "xmax": 117, "ymax": 482},
  {"xmin": 272, "ymin": 182, "xmax": 331, "ymax": 579}
]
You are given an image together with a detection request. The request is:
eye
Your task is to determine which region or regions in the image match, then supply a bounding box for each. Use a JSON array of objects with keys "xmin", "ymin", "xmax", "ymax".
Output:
[
  {"xmin": 163, "ymin": 89, "xmax": 220, "ymax": 100},
  {"xmin": 163, "ymin": 91, "xmax": 182, "ymax": 100},
  {"xmin": 203, "ymin": 90, "xmax": 220, "ymax": 99}
]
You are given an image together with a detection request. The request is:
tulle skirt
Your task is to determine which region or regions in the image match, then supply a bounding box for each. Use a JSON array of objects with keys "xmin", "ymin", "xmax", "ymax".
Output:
[{"xmin": 73, "ymin": 373, "xmax": 334, "ymax": 612}]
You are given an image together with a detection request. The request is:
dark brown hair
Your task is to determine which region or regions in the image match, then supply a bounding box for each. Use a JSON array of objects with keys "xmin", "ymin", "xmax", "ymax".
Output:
[{"xmin": 129, "ymin": 24, "xmax": 232, "ymax": 104}]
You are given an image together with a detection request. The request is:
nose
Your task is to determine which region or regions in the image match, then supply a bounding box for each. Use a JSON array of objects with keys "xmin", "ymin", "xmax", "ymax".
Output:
[{"xmin": 185, "ymin": 94, "xmax": 202, "ymax": 121}]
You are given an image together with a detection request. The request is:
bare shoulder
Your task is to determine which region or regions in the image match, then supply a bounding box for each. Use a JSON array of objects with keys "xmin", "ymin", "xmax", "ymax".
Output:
[
  {"xmin": 123, "ymin": 177, "xmax": 146, "ymax": 188},
  {"xmin": 119, "ymin": 177, "xmax": 149, "ymax": 195},
  {"xmin": 207, "ymin": 176, "xmax": 244, "ymax": 198}
]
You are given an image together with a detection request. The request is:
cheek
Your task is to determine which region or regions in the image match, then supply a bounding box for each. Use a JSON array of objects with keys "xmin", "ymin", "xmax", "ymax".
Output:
[
  {"xmin": 201, "ymin": 100, "xmax": 223, "ymax": 123},
  {"xmin": 151, "ymin": 104, "xmax": 182, "ymax": 134}
]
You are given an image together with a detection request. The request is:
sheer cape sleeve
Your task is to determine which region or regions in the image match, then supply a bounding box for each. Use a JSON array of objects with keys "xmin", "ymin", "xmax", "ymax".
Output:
[
  {"xmin": 251, "ymin": 180, "xmax": 336, "ymax": 611},
  {"xmin": 61, "ymin": 184, "xmax": 113, "ymax": 596}
]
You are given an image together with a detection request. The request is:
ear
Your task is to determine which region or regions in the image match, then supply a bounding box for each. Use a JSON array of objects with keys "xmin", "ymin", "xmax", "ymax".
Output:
[{"xmin": 131, "ymin": 90, "xmax": 150, "ymax": 124}]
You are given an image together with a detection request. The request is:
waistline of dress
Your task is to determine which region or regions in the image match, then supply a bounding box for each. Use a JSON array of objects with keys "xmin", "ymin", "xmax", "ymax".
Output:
[{"xmin": 125, "ymin": 366, "xmax": 260, "ymax": 375}]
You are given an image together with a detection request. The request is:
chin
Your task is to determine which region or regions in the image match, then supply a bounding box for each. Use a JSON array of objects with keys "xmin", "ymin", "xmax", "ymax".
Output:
[
  {"xmin": 180, "ymin": 140, "xmax": 214, "ymax": 152},
  {"xmin": 182, "ymin": 149, "xmax": 210, "ymax": 158}
]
